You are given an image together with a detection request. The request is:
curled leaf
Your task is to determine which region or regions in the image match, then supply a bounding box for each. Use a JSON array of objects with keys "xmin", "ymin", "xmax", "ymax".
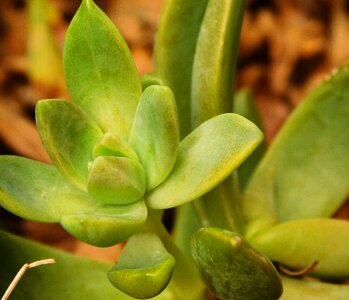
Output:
[
  {"xmin": 108, "ymin": 232, "xmax": 175, "ymax": 299},
  {"xmin": 190, "ymin": 227, "xmax": 282, "ymax": 300},
  {"xmin": 146, "ymin": 113, "xmax": 263, "ymax": 209},
  {"xmin": 129, "ymin": 86, "xmax": 180, "ymax": 190},
  {"xmin": 88, "ymin": 156, "xmax": 145, "ymax": 205}
]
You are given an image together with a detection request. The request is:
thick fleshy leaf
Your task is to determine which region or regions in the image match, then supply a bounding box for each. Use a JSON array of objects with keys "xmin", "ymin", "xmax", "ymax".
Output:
[
  {"xmin": 190, "ymin": 228, "xmax": 282, "ymax": 300},
  {"xmin": 108, "ymin": 232, "xmax": 175, "ymax": 299},
  {"xmin": 154, "ymin": 0, "xmax": 209, "ymax": 138},
  {"xmin": 36, "ymin": 99, "xmax": 103, "ymax": 190},
  {"xmin": 141, "ymin": 73, "xmax": 164, "ymax": 91},
  {"xmin": 191, "ymin": 0, "xmax": 244, "ymax": 127},
  {"xmin": 0, "ymin": 156, "xmax": 96, "ymax": 223},
  {"xmin": 93, "ymin": 132, "xmax": 138, "ymax": 161},
  {"xmin": 243, "ymin": 65, "xmax": 349, "ymax": 233},
  {"xmin": 129, "ymin": 86, "xmax": 180, "ymax": 190},
  {"xmin": 63, "ymin": 0, "xmax": 142, "ymax": 139},
  {"xmin": 146, "ymin": 113, "xmax": 263, "ymax": 209},
  {"xmin": 250, "ymin": 219, "xmax": 349, "ymax": 279},
  {"xmin": 61, "ymin": 201, "xmax": 147, "ymax": 247},
  {"xmin": 0, "ymin": 230, "xmax": 135, "ymax": 300},
  {"xmin": 88, "ymin": 156, "xmax": 145, "ymax": 205},
  {"xmin": 280, "ymin": 276, "xmax": 349, "ymax": 300},
  {"xmin": 234, "ymin": 89, "xmax": 266, "ymax": 190}
]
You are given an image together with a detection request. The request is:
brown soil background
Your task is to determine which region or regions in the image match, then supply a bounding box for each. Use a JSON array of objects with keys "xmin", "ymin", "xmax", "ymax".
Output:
[{"xmin": 0, "ymin": 0, "xmax": 349, "ymax": 263}]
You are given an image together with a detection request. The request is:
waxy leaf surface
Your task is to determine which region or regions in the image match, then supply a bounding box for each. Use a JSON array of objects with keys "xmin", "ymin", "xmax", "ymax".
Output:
[
  {"xmin": 243, "ymin": 66, "xmax": 349, "ymax": 232},
  {"xmin": 93, "ymin": 132, "xmax": 138, "ymax": 161},
  {"xmin": 0, "ymin": 230, "xmax": 135, "ymax": 300},
  {"xmin": 61, "ymin": 201, "xmax": 147, "ymax": 247},
  {"xmin": 154, "ymin": 0, "xmax": 209, "ymax": 138},
  {"xmin": 88, "ymin": 156, "xmax": 145, "ymax": 205},
  {"xmin": 250, "ymin": 218, "xmax": 349, "ymax": 279},
  {"xmin": 190, "ymin": 227, "xmax": 282, "ymax": 300},
  {"xmin": 146, "ymin": 114, "xmax": 263, "ymax": 209},
  {"xmin": 129, "ymin": 86, "xmax": 180, "ymax": 190},
  {"xmin": 192, "ymin": 0, "xmax": 244, "ymax": 127},
  {"xmin": 64, "ymin": 0, "xmax": 141, "ymax": 139},
  {"xmin": 36, "ymin": 99, "xmax": 103, "ymax": 190},
  {"xmin": 108, "ymin": 232, "xmax": 175, "ymax": 299},
  {"xmin": 0, "ymin": 156, "xmax": 96, "ymax": 222}
]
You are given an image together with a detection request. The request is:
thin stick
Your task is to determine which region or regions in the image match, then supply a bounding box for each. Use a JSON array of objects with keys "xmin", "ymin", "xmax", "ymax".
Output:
[
  {"xmin": 278, "ymin": 260, "xmax": 319, "ymax": 277},
  {"xmin": 2, "ymin": 258, "xmax": 55, "ymax": 300}
]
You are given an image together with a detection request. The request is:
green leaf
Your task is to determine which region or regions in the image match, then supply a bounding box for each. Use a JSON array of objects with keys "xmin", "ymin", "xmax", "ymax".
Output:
[
  {"xmin": 63, "ymin": 0, "xmax": 142, "ymax": 139},
  {"xmin": 191, "ymin": 0, "xmax": 244, "ymax": 127},
  {"xmin": 93, "ymin": 132, "xmax": 138, "ymax": 161},
  {"xmin": 280, "ymin": 275, "xmax": 349, "ymax": 300},
  {"xmin": 108, "ymin": 232, "xmax": 175, "ymax": 299},
  {"xmin": 87, "ymin": 156, "xmax": 145, "ymax": 205},
  {"xmin": 250, "ymin": 218, "xmax": 349, "ymax": 280},
  {"xmin": 141, "ymin": 73, "xmax": 164, "ymax": 90},
  {"xmin": 0, "ymin": 156, "xmax": 96, "ymax": 223},
  {"xmin": 129, "ymin": 86, "xmax": 180, "ymax": 190},
  {"xmin": 146, "ymin": 113, "xmax": 263, "ymax": 209},
  {"xmin": 190, "ymin": 227, "xmax": 283, "ymax": 300},
  {"xmin": 243, "ymin": 65, "xmax": 349, "ymax": 233},
  {"xmin": 36, "ymin": 99, "xmax": 103, "ymax": 190},
  {"xmin": 154, "ymin": 0, "xmax": 209, "ymax": 138},
  {"xmin": 61, "ymin": 201, "xmax": 147, "ymax": 247},
  {"xmin": 234, "ymin": 89, "xmax": 266, "ymax": 190},
  {"xmin": 0, "ymin": 230, "xmax": 135, "ymax": 300}
]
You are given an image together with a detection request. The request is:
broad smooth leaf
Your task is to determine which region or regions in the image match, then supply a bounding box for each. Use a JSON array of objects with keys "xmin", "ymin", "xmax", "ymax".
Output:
[
  {"xmin": 36, "ymin": 99, "xmax": 103, "ymax": 190},
  {"xmin": 190, "ymin": 227, "xmax": 282, "ymax": 300},
  {"xmin": 234, "ymin": 89, "xmax": 266, "ymax": 191},
  {"xmin": 250, "ymin": 218, "xmax": 349, "ymax": 279},
  {"xmin": 146, "ymin": 113, "xmax": 263, "ymax": 209},
  {"xmin": 154, "ymin": 0, "xmax": 209, "ymax": 138},
  {"xmin": 243, "ymin": 65, "xmax": 349, "ymax": 233},
  {"xmin": 108, "ymin": 232, "xmax": 175, "ymax": 299},
  {"xmin": 0, "ymin": 230, "xmax": 134, "ymax": 300},
  {"xmin": 63, "ymin": 0, "xmax": 142, "ymax": 139},
  {"xmin": 280, "ymin": 276, "xmax": 349, "ymax": 300},
  {"xmin": 61, "ymin": 201, "xmax": 147, "ymax": 247},
  {"xmin": 93, "ymin": 132, "xmax": 138, "ymax": 161},
  {"xmin": 0, "ymin": 156, "xmax": 96, "ymax": 223},
  {"xmin": 129, "ymin": 86, "xmax": 180, "ymax": 190},
  {"xmin": 141, "ymin": 73, "xmax": 164, "ymax": 91},
  {"xmin": 88, "ymin": 156, "xmax": 145, "ymax": 205},
  {"xmin": 191, "ymin": 0, "xmax": 244, "ymax": 127}
]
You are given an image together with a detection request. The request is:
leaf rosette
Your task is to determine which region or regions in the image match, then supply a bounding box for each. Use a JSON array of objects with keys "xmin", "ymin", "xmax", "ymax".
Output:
[{"xmin": 0, "ymin": 0, "xmax": 262, "ymax": 248}]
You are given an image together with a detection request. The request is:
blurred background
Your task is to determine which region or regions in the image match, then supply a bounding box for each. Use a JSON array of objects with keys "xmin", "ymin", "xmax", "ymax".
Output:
[{"xmin": 0, "ymin": 0, "xmax": 349, "ymax": 261}]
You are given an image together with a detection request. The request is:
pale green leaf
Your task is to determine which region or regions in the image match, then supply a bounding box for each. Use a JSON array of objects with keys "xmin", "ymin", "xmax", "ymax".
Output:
[
  {"xmin": 61, "ymin": 201, "xmax": 147, "ymax": 247},
  {"xmin": 63, "ymin": 0, "xmax": 142, "ymax": 139},
  {"xmin": 36, "ymin": 99, "xmax": 103, "ymax": 190},
  {"xmin": 141, "ymin": 73, "xmax": 164, "ymax": 91},
  {"xmin": 93, "ymin": 132, "xmax": 138, "ymax": 162},
  {"xmin": 191, "ymin": 0, "xmax": 244, "ymax": 127},
  {"xmin": 129, "ymin": 86, "xmax": 180, "ymax": 190},
  {"xmin": 0, "ymin": 156, "xmax": 96, "ymax": 223},
  {"xmin": 108, "ymin": 232, "xmax": 175, "ymax": 299},
  {"xmin": 243, "ymin": 65, "xmax": 349, "ymax": 233},
  {"xmin": 146, "ymin": 114, "xmax": 263, "ymax": 209},
  {"xmin": 250, "ymin": 218, "xmax": 349, "ymax": 279},
  {"xmin": 0, "ymin": 230, "xmax": 134, "ymax": 300},
  {"xmin": 190, "ymin": 227, "xmax": 282, "ymax": 300},
  {"xmin": 280, "ymin": 276, "xmax": 349, "ymax": 300},
  {"xmin": 87, "ymin": 156, "xmax": 145, "ymax": 205},
  {"xmin": 154, "ymin": 0, "xmax": 209, "ymax": 138}
]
